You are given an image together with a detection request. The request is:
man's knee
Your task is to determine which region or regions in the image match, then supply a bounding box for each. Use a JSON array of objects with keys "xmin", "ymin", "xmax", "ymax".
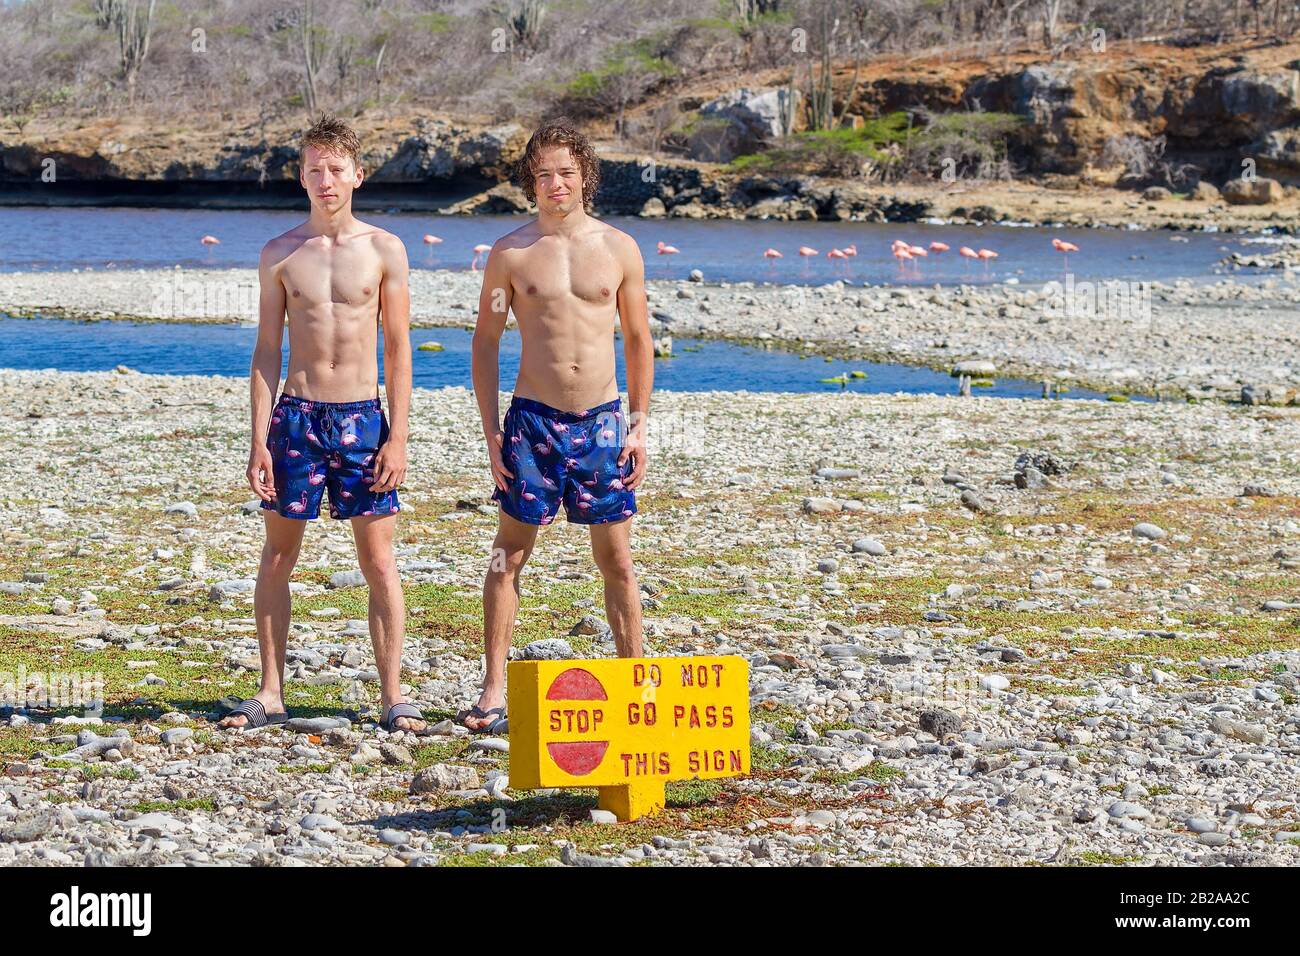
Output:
[
  {"xmin": 487, "ymin": 543, "xmax": 531, "ymax": 578},
  {"xmin": 261, "ymin": 540, "xmax": 301, "ymax": 575},
  {"xmin": 594, "ymin": 546, "xmax": 637, "ymax": 585},
  {"xmin": 357, "ymin": 549, "xmax": 400, "ymax": 589}
]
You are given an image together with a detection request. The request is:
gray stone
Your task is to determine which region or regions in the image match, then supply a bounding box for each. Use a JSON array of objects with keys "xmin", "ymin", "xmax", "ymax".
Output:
[
  {"xmin": 519, "ymin": 638, "xmax": 575, "ymax": 660},
  {"xmin": 1108, "ymin": 800, "xmax": 1151, "ymax": 820},
  {"xmin": 410, "ymin": 763, "xmax": 480, "ymax": 794},
  {"xmin": 328, "ymin": 570, "xmax": 367, "ymax": 589},
  {"xmin": 851, "ymin": 537, "xmax": 887, "ymax": 556},
  {"xmin": 209, "ymin": 579, "xmax": 256, "ymax": 601},
  {"xmin": 1209, "ymin": 715, "xmax": 1266, "ymax": 744},
  {"xmin": 1132, "ymin": 522, "xmax": 1167, "ymax": 541},
  {"xmin": 918, "ymin": 708, "xmax": 962, "ymax": 738},
  {"xmin": 285, "ymin": 716, "xmax": 351, "ymax": 733}
]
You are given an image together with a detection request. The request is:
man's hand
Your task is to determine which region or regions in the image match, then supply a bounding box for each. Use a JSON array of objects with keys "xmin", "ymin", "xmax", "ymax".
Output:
[
  {"xmin": 370, "ymin": 440, "xmax": 407, "ymax": 493},
  {"xmin": 247, "ymin": 444, "xmax": 275, "ymax": 501},
  {"xmin": 487, "ymin": 429, "xmax": 514, "ymax": 492},
  {"xmin": 618, "ymin": 417, "xmax": 648, "ymax": 490}
]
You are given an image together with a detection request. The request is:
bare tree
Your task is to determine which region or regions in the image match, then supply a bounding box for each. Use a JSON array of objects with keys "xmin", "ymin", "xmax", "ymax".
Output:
[
  {"xmin": 299, "ymin": 0, "xmax": 331, "ymax": 117},
  {"xmin": 114, "ymin": 0, "xmax": 157, "ymax": 109}
]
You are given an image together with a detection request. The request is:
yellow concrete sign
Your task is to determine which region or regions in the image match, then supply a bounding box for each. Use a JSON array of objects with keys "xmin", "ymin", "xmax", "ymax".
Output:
[{"xmin": 507, "ymin": 656, "xmax": 751, "ymax": 821}]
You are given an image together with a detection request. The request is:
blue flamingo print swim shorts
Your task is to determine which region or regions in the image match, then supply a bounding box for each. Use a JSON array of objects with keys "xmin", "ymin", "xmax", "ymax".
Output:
[
  {"xmin": 262, "ymin": 394, "xmax": 401, "ymax": 521},
  {"xmin": 493, "ymin": 396, "xmax": 637, "ymax": 526}
]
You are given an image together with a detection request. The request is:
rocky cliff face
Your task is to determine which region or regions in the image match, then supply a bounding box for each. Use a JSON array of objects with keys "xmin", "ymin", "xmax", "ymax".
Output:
[
  {"xmin": 842, "ymin": 40, "xmax": 1300, "ymax": 184},
  {"xmin": 0, "ymin": 115, "xmax": 523, "ymax": 190}
]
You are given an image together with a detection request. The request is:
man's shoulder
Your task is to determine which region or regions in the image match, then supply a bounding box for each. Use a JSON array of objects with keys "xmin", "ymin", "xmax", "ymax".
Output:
[
  {"xmin": 494, "ymin": 220, "xmax": 541, "ymax": 252},
  {"xmin": 593, "ymin": 219, "xmax": 639, "ymax": 251},
  {"xmin": 261, "ymin": 226, "xmax": 308, "ymax": 265},
  {"xmin": 369, "ymin": 227, "xmax": 408, "ymax": 260}
]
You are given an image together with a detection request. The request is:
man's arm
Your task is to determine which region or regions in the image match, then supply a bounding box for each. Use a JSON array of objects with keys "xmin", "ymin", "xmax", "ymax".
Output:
[
  {"xmin": 248, "ymin": 243, "xmax": 287, "ymax": 501},
  {"xmin": 372, "ymin": 233, "xmax": 411, "ymax": 494},
  {"xmin": 615, "ymin": 233, "xmax": 653, "ymax": 490},
  {"xmin": 471, "ymin": 244, "xmax": 514, "ymax": 492}
]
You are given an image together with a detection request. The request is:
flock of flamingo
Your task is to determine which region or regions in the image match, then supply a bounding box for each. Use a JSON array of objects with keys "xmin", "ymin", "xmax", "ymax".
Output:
[{"xmin": 198, "ymin": 232, "xmax": 1082, "ymax": 276}]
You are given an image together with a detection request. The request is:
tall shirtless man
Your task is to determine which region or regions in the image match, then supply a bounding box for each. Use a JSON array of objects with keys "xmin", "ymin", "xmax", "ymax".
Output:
[
  {"xmin": 219, "ymin": 115, "xmax": 426, "ymax": 734},
  {"xmin": 460, "ymin": 121, "xmax": 653, "ymax": 731}
]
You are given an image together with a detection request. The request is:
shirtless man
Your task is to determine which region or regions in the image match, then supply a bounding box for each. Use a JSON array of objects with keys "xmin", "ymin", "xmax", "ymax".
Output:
[
  {"xmin": 218, "ymin": 115, "xmax": 426, "ymax": 734},
  {"xmin": 460, "ymin": 121, "xmax": 653, "ymax": 731}
]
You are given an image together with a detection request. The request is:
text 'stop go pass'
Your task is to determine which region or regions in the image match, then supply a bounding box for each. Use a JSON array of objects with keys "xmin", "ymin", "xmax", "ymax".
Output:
[{"xmin": 508, "ymin": 656, "xmax": 750, "ymax": 821}]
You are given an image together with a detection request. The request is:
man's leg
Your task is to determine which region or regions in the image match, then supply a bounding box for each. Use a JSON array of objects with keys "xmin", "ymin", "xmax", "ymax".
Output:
[
  {"xmin": 351, "ymin": 513, "xmax": 425, "ymax": 732},
  {"xmin": 463, "ymin": 510, "xmax": 539, "ymax": 730},
  {"xmin": 590, "ymin": 518, "xmax": 643, "ymax": 657},
  {"xmin": 218, "ymin": 511, "xmax": 305, "ymax": 727}
]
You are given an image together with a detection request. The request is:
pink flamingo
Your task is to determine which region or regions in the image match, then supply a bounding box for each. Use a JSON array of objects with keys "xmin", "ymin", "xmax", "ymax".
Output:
[
  {"xmin": 341, "ymin": 432, "xmax": 359, "ymax": 446},
  {"xmin": 521, "ymin": 481, "xmax": 537, "ymax": 502},
  {"xmin": 929, "ymin": 242, "xmax": 949, "ymax": 253},
  {"xmin": 827, "ymin": 248, "xmax": 847, "ymax": 259},
  {"xmin": 471, "ymin": 243, "xmax": 492, "ymax": 271},
  {"xmin": 798, "ymin": 246, "xmax": 818, "ymax": 258},
  {"xmin": 893, "ymin": 244, "xmax": 913, "ymax": 275},
  {"xmin": 762, "ymin": 248, "xmax": 783, "ymax": 259},
  {"xmin": 200, "ymin": 235, "xmax": 220, "ymax": 245},
  {"xmin": 656, "ymin": 240, "xmax": 680, "ymax": 277},
  {"xmin": 308, "ymin": 464, "xmax": 325, "ymax": 486},
  {"xmin": 959, "ymin": 245, "xmax": 979, "ymax": 275},
  {"xmin": 1052, "ymin": 237, "xmax": 1079, "ymax": 270},
  {"xmin": 423, "ymin": 234, "xmax": 442, "ymax": 246},
  {"xmin": 843, "ymin": 244, "xmax": 857, "ymax": 257},
  {"xmin": 287, "ymin": 491, "xmax": 308, "ymax": 514},
  {"xmin": 609, "ymin": 477, "xmax": 625, "ymax": 490},
  {"xmin": 977, "ymin": 248, "xmax": 998, "ymax": 275}
]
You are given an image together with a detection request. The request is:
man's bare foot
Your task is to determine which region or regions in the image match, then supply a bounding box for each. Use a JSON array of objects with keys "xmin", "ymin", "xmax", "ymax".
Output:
[
  {"xmin": 216, "ymin": 691, "xmax": 287, "ymax": 729},
  {"xmin": 457, "ymin": 687, "xmax": 506, "ymax": 731},
  {"xmin": 380, "ymin": 698, "xmax": 427, "ymax": 734}
]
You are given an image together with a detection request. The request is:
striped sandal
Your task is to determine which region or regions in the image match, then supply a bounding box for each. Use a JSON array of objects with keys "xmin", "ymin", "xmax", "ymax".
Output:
[{"xmin": 219, "ymin": 697, "xmax": 289, "ymax": 730}]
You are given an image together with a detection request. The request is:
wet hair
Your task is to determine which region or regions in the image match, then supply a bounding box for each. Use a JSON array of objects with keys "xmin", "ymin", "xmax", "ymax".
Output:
[
  {"xmin": 299, "ymin": 114, "xmax": 361, "ymax": 171},
  {"xmin": 514, "ymin": 120, "xmax": 601, "ymax": 206}
]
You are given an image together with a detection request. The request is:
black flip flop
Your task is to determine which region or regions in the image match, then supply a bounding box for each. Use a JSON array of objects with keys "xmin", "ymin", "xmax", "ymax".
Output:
[
  {"xmin": 455, "ymin": 705, "xmax": 507, "ymax": 734},
  {"xmin": 218, "ymin": 698, "xmax": 288, "ymax": 730},
  {"xmin": 380, "ymin": 701, "xmax": 427, "ymax": 733}
]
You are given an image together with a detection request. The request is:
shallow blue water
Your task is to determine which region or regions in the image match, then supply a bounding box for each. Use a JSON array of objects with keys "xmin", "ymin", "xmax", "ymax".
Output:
[
  {"xmin": 0, "ymin": 316, "xmax": 1133, "ymax": 400},
  {"xmin": 2, "ymin": 205, "xmax": 1247, "ymax": 286}
]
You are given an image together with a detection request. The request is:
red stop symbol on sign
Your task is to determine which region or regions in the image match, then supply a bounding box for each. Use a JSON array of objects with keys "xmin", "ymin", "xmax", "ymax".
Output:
[{"xmin": 544, "ymin": 668, "xmax": 609, "ymax": 776}]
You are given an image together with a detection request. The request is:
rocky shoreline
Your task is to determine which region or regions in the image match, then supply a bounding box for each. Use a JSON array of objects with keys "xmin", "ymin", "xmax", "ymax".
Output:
[
  {"xmin": 0, "ymin": 368, "xmax": 1297, "ymax": 866},
  {"xmin": 2, "ymin": 267, "xmax": 1298, "ymax": 402}
]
